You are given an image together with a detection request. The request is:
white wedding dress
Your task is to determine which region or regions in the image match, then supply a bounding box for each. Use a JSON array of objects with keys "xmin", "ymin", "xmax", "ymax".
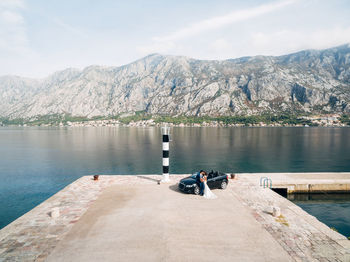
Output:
[{"xmin": 203, "ymin": 181, "xmax": 217, "ymax": 199}]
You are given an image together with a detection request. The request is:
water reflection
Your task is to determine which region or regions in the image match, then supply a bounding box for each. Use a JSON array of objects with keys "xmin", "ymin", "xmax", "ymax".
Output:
[{"xmin": 172, "ymin": 127, "xmax": 350, "ymax": 173}]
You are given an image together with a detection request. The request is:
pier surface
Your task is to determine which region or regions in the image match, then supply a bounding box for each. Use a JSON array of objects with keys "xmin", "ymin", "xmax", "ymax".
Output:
[
  {"xmin": 242, "ymin": 172, "xmax": 350, "ymax": 193},
  {"xmin": 0, "ymin": 173, "xmax": 349, "ymax": 261}
]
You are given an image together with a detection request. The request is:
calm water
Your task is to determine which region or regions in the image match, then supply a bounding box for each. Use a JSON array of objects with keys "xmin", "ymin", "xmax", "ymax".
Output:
[
  {"xmin": 290, "ymin": 194, "xmax": 350, "ymax": 238},
  {"xmin": 0, "ymin": 126, "xmax": 349, "ymax": 231}
]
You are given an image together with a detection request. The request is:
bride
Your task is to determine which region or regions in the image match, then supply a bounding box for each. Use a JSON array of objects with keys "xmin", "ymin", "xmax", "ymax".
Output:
[{"xmin": 203, "ymin": 174, "xmax": 217, "ymax": 199}]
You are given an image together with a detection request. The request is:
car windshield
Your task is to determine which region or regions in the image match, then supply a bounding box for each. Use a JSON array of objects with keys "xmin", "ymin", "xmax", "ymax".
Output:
[{"xmin": 191, "ymin": 173, "xmax": 198, "ymax": 179}]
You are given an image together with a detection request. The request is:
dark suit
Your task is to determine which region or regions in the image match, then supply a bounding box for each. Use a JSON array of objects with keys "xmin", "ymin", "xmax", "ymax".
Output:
[{"xmin": 196, "ymin": 172, "xmax": 204, "ymax": 195}]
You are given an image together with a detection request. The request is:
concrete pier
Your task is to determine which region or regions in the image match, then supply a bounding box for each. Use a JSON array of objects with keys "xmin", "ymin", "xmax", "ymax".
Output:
[
  {"xmin": 0, "ymin": 173, "xmax": 349, "ymax": 261},
  {"xmin": 243, "ymin": 172, "xmax": 350, "ymax": 193}
]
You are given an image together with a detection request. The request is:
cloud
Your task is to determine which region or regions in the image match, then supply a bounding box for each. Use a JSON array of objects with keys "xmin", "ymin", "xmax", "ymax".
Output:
[
  {"xmin": 1, "ymin": 10, "xmax": 24, "ymax": 24},
  {"xmin": 210, "ymin": 38, "xmax": 231, "ymax": 52},
  {"xmin": 0, "ymin": 0, "xmax": 25, "ymax": 9},
  {"xmin": 0, "ymin": 0, "xmax": 40, "ymax": 76},
  {"xmin": 137, "ymin": 39, "xmax": 177, "ymax": 55},
  {"xmin": 308, "ymin": 27, "xmax": 350, "ymax": 49},
  {"xmin": 249, "ymin": 27, "xmax": 350, "ymax": 56},
  {"xmin": 0, "ymin": 0, "xmax": 28, "ymax": 52},
  {"xmin": 138, "ymin": 0, "xmax": 297, "ymax": 55},
  {"xmin": 51, "ymin": 17, "xmax": 87, "ymax": 38},
  {"xmin": 0, "ymin": 0, "xmax": 25, "ymax": 25},
  {"xmin": 157, "ymin": 0, "xmax": 296, "ymax": 42}
]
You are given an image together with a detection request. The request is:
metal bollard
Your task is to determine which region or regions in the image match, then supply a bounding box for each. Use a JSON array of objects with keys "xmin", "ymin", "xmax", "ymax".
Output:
[
  {"xmin": 50, "ymin": 207, "xmax": 60, "ymax": 218},
  {"xmin": 272, "ymin": 207, "xmax": 281, "ymax": 217}
]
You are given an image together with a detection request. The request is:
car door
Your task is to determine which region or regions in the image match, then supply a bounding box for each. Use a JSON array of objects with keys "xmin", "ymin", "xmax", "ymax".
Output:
[
  {"xmin": 211, "ymin": 172, "xmax": 221, "ymax": 187},
  {"xmin": 206, "ymin": 174, "xmax": 215, "ymax": 188}
]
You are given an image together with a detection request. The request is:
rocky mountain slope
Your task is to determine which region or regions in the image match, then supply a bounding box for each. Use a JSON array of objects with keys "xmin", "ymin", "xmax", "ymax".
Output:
[{"xmin": 1, "ymin": 44, "xmax": 350, "ymax": 119}]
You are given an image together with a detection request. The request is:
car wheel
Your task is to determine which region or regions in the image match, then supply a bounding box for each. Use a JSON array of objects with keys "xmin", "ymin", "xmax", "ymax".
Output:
[
  {"xmin": 220, "ymin": 180, "xmax": 227, "ymax": 189},
  {"xmin": 193, "ymin": 185, "xmax": 200, "ymax": 195}
]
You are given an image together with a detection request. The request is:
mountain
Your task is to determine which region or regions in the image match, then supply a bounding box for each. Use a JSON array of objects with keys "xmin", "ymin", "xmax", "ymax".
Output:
[{"xmin": 1, "ymin": 44, "xmax": 350, "ymax": 119}]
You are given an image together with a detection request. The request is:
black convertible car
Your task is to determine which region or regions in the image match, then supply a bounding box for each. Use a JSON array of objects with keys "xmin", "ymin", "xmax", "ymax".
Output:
[{"xmin": 178, "ymin": 171, "xmax": 229, "ymax": 195}]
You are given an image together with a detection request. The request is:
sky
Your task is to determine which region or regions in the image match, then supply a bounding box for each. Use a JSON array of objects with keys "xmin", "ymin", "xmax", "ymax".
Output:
[{"xmin": 0, "ymin": 0, "xmax": 350, "ymax": 78}]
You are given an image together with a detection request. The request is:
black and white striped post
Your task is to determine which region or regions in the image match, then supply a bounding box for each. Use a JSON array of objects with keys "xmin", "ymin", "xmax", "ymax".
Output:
[{"xmin": 161, "ymin": 125, "xmax": 170, "ymax": 182}]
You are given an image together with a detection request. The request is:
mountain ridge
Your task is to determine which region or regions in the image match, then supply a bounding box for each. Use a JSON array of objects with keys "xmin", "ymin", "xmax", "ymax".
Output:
[
  {"xmin": 1, "ymin": 44, "xmax": 350, "ymax": 119},
  {"xmin": 2, "ymin": 43, "xmax": 350, "ymax": 79}
]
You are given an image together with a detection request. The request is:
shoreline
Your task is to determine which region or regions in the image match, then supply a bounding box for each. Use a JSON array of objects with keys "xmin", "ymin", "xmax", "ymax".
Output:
[
  {"xmin": 1, "ymin": 120, "xmax": 349, "ymax": 128},
  {"xmin": 1, "ymin": 113, "xmax": 349, "ymax": 128}
]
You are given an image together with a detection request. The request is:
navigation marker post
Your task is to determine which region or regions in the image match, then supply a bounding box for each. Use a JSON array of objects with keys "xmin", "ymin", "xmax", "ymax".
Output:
[{"xmin": 161, "ymin": 125, "xmax": 170, "ymax": 183}]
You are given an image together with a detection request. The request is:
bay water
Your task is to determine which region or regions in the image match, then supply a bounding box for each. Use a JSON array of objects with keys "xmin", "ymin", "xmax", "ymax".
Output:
[
  {"xmin": 289, "ymin": 194, "xmax": 350, "ymax": 238},
  {"xmin": 0, "ymin": 126, "xmax": 349, "ymax": 234}
]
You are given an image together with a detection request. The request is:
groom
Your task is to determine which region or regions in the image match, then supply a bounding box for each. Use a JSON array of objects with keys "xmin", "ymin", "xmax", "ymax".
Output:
[{"xmin": 196, "ymin": 170, "xmax": 206, "ymax": 196}]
